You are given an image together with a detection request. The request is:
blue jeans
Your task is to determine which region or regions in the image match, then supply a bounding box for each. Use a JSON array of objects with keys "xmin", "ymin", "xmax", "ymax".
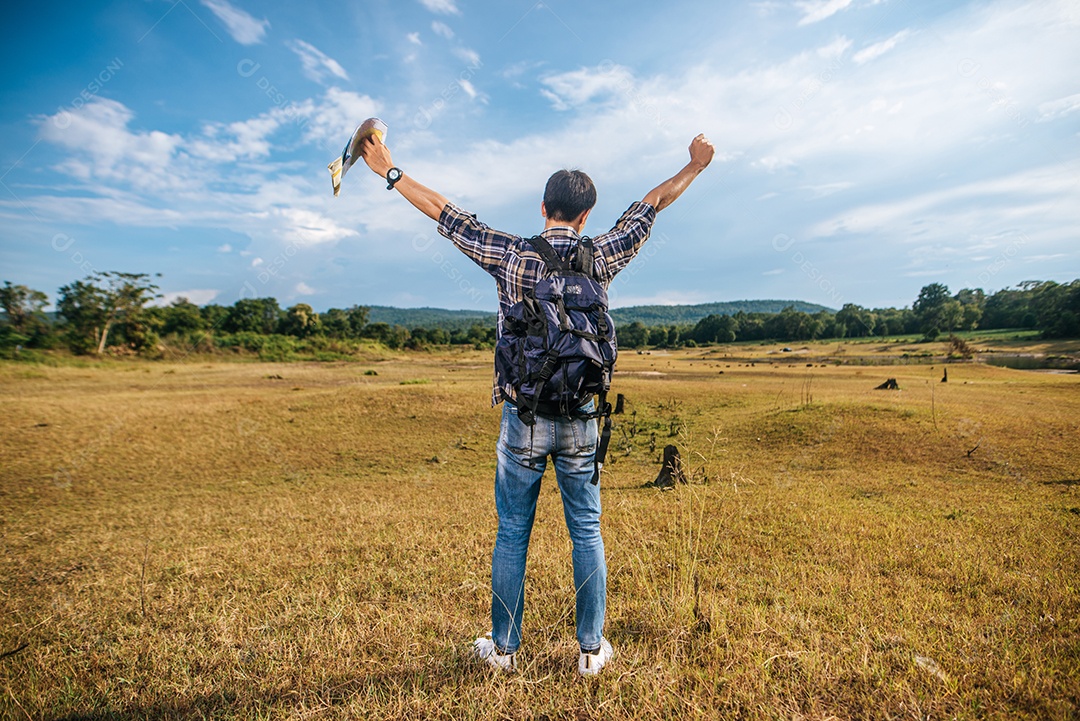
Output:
[{"xmin": 491, "ymin": 400, "xmax": 607, "ymax": 654}]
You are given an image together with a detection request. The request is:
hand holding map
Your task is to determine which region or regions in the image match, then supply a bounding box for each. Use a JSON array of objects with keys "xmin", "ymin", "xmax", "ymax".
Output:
[{"xmin": 327, "ymin": 118, "xmax": 388, "ymax": 197}]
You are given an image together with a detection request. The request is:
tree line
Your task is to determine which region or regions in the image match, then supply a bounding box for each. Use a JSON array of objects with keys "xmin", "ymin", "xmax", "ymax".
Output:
[
  {"xmin": 1, "ymin": 273, "xmax": 1077, "ymax": 359},
  {"xmin": 619, "ymin": 280, "xmax": 1078, "ymax": 348}
]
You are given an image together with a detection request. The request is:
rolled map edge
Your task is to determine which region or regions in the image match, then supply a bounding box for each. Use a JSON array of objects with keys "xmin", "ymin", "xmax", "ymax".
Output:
[{"xmin": 328, "ymin": 118, "xmax": 388, "ymax": 197}]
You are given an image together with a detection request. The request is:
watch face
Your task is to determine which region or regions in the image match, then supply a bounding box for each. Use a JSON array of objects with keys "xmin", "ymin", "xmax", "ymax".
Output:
[{"xmin": 388, "ymin": 168, "xmax": 402, "ymax": 181}]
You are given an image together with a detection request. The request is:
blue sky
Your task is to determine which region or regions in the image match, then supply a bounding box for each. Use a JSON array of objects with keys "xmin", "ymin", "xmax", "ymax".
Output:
[{"xmin": 1, "ymin": 0, "xmax": 1077, "ymax": 313}]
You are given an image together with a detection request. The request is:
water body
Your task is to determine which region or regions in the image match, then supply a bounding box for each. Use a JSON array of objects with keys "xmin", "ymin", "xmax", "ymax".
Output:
[{"xmin": 982, "ymin": 354, "xmax": 1080, "ymax": 371}]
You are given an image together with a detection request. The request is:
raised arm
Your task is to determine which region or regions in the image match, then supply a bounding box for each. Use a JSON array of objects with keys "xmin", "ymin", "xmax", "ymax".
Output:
[
  {"xmin": 641, "ymin": 134, "xmax": 715, "ymax": 212},
  {"xmin": 358, "ymin": 136, "xmax": 449, "ymax": 221}
]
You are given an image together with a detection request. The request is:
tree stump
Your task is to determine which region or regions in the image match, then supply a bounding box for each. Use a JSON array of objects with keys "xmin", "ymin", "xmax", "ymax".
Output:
[
  {"xmin": 614, "ymin": 393, "xmax": 625, "ymax": 415},
  {"xmin": 646, "ymin": 445, "xmax": 686, "ymax": 489},
  {"xmin": 874, "ymin": 378, "xmax": 900, "ymax": 390},
  {"xmin": 941, "ymin": 368, "xmax": 948, "ymax": 383}
]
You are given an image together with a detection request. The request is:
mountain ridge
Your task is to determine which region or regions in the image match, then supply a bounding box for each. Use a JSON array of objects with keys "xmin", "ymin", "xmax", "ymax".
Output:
[{"xmin": 365, "ymin": 300, "xmax": 834, "ymax": 330}]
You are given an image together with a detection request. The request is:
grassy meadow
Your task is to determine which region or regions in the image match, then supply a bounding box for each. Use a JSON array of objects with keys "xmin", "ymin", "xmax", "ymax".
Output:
[{"xmin": 1, "ymin": 338, "xmax": 1078, "ymax": 719}]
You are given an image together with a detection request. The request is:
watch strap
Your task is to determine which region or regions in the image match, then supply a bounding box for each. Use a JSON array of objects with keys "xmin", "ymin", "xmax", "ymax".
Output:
[{"xmin": 386, "ymin": 167, "xmax": 403, "ymax": 190}]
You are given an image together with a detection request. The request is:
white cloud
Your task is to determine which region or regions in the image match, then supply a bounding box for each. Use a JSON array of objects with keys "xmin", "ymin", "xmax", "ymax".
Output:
[
  {"xmin": 801, "ymin": 181, "xmax": 853, "ymax": 198},
  {"xmin": 65, "ymin": 86, "xmax": 376, "ymax": 181},
  {"xmin": 754, "ymin": 156, "xmax": 795, "ymax": 173},
  {"xmin": 809, "ymin": 162, "xmax": 1080, "ymax": 240},
  {"xmin": 251, "ymin": 257, "xmax": 264, "ymax": 267},
  {"xmin": 454, "ymin": 47, "xmax": 481, "ymax": 67},
  {"xmin": 294, "ymin": 281, "xmax": 316, "ymax": 295},
  {"xmin": 38, "ymin": 98, "xmax": 182, "ymax": 186},
  {"xmin": 217, "ymin": 244, "xmax": 232, "ymax": 252},
  {"xmin": 458, "ymin": 78, "xmax": 478, "ymax": 99},
  {"xmin": 418, "ymin": 0, "xmax": 460, "ymax": 15},
  {"xmin": 753, "ymin": 1, "xmax": 785, "ymax": 18},
  {"xmin": 431, "ymin": 21, "xmax": 453, "ymax": 38},
  {"xmin": 501, "ymin": 60, "xmax": 546, "ymax": 82},
  {"xmin": 540, "ymin": 63, "xmax": 635, "ymax": 111},
  {"xmin": 287, "ymin": 39, "xmax": 349, "ymax": 84},
  {"xmin": 1038, "ymin": 93, "xmax": 1080, "ymax": 121},
  {"xmin": 296, "ymin": 87, "xmax": 381, "ymax": 145},
  {"xmin": 762, "ymin": 268, "xmax": 785, "ymax": 276},
  {"xmin": 853, "ymin": 30, "xmax": 910, "ymax": 65},
  {"xmin": 28, "ymin": 90, "xmax": 381, "ymax": 245},
  {"xmin": 268, "ymin": 208, "xmax": 359, "ymax": 246},
  {"xmin": 817, "ymin": 36, "xmax": 852, "ymax": 58},
  {"xmin": 199, "ymin": 0, "xmax": 269, "ymax": 44},
  {"xmin": 796, "ymin": 0, "xmax": 854, "ymax": 26},
  {"xmin": 902, "ymin": 269, "xmax": 949, "ymax": 278},
  {"xmin": 188, "ymin": 115, "xmax": 281, "ymax": 161},
  {"xmin": 369, "ymin": 0, "xmax": 1079, "ymax": 304},
  {"xmin": 407, "ymin": 32, "xmax": 422, "ymax": 45}
]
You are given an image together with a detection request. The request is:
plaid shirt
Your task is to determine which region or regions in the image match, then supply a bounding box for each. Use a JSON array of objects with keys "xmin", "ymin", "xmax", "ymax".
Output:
[{"xmin": 437, "ymin": 200, "xmax": 658, "ymax": 405}]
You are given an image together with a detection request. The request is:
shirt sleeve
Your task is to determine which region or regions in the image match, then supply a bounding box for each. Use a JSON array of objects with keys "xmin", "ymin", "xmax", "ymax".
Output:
[
  {"xmin": 437, "ymin": 202, "xmax": 517, "ymax": 277},
  {"xmin": 590, "ymin": 201, "xmax": 658, "ymax": 282}
]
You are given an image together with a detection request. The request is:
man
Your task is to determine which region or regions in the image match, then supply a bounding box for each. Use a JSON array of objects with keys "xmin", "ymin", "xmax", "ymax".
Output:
[{"xmin": 359, "ymin": 132, "xmax": 714, "ymax": 675}]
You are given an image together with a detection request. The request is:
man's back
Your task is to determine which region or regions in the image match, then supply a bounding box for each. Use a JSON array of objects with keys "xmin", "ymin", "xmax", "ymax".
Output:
[
  {"xmin": 355, "ymin": 131, "xmax": 714, "ymax": 675},
  {"xmin": 437, "ymin": 201, "xmax": 657, "ymax": 405}
]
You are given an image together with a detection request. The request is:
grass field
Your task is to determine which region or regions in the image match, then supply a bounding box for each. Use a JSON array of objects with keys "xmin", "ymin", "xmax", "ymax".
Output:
[{"xmin": 2, "ymin": 340, "xmax": 1078, "ymax": 719}]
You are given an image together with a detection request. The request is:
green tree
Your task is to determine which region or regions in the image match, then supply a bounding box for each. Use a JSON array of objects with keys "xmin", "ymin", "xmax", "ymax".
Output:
[
  {"xmin": 322, "ymin": 305, "xmax": 369, "ymax": 339},
  {"xmin": 954, "ymin": 288, "xmax": 985, "ymax": 330},
  {"xmin": 619, "ymin": 321, "xmax": 649, "ymax": 349},
  {"xmin": 200, "ymin": 303, "xmax": 229, "ymax": 330},
  {"xmin": 732, "ymin": 311, "xmax": 764, "ymax": 341},
  {"xmin": 466, "ymin": 324, "xmax": 495, "ymax": 348},
  {"xmin": 765, "ymin": 306, "xmax": 820, "ymax": 341},
  {"xmin": 160, "ymin": 297, "xmax": 205, "ymax": 335},
  {"xmin": 691, "ymin": 314, "xmax": 737, "ymax": 344},
  {"xmin": 426, "ymin": 327, "xmax": 450, "ymax": 345},
  {"xmin": 814, "ymin": 309, "xmax": 838, "ymax": 338},
  {"xmin": 281, "ymin": 304, "xmax": 321, "ymax": 338},
  {"xmin": 1032, "ymin": 280, "xmax": 1080, "ymax": 338},
  {"xmin": 385, "ymin": 324, "xmax": 409, "ymax": 349},
  {"xmin": 835, "ymin": 303, "xmax": 876, "ymax": 337},
  {"xmin": 57, "ymin": 272, "xmax": 160, "ymax": 354},
  {"xmin": 321, "ymin": 308, "xmax": 350, "ymax": 338},
  {"xmin": 56, "ymin": 280, "xmax": 104, "ymax": 354},
  {"xmin": 407, "ymin": 326, "xmax": 451, "ymax": 348},
  {"xmin": 347, "ymin": 305, "xmax": 370, "ymax": 336},
  {"xmin": 223, "ymin": 298, "xmax": 281, "ymax": 335},
  {"xmin": 363, "ymin": 322, "xmax": 410, "ymax": 349},
  {"xmin": 914, "ymin": 283, "xmax": 963, "ymax": 340},
  {"xmin": 0, "ymin": 282, "xmax": 49, "ymax": 335}
]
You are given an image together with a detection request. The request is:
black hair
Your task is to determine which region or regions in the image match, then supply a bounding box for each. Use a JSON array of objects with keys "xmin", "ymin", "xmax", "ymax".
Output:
[{"xmin": 543, "ymin": 169, "xmax": 597, "ymax": 222}]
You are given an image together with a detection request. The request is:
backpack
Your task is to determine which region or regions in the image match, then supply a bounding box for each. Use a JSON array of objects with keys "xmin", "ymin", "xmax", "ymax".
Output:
[{"xmin": 494, "ymin": 235, "xmax": 615, "ymax": 484}]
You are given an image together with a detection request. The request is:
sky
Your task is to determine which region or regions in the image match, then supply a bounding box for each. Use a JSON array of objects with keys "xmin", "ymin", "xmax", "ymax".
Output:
[{"xmin": 1, "ymin": 0, "xmax": 1078, "ymax": 314}]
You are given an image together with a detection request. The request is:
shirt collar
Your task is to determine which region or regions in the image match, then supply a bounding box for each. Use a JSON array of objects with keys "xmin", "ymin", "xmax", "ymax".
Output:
[{"xmin": 540, "ymin": 225, "xmax": 581, "ymax": 242}]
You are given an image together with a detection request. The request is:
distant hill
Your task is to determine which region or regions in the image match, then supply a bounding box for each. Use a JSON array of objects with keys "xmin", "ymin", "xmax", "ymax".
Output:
[
  {"xmin": 366, "ymin": 305, "xmax": 497, "ymax": 330},
  {"xmin": 611, "ymin": 300, "xmax": 835, "ymax": 326},
  {"xmin": 32, "ymin": 301, "xmax": 833, "ymax": 331},
  {"xmin": 364, "ymin": 300, "xmax": 833, "ymax": 330}
]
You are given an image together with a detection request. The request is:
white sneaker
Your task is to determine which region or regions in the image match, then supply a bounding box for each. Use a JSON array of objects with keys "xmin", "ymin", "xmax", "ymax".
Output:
[
  {"xmin": 578, "ymin": 637, "xmax": 613, "ymax": 676},
  {"xmin": 472, "ymin": 635, "xmax": 516, "ymax": 672}
]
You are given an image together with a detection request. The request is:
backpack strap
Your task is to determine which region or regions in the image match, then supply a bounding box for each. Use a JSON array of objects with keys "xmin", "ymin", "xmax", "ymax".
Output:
[
  {"xmin": 591, "ymin": 390, "xmax": 612, "ymax": 485},
  {"xmin": 528, "ymin": 234, "xmax": 599, "ymax": 279},
  {"xmin": 574, "ymin": 237, "xmax": 596, "ymax": 277},
  {"xmin": 525, "ymin": 235, "xmax": 568, "ymax": 273}
]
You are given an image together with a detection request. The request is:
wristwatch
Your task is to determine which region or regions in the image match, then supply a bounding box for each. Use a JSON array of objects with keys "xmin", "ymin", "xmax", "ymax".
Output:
[{"xmin": 385, "ymin": 167, "xmax": 403, "ymax": 190}]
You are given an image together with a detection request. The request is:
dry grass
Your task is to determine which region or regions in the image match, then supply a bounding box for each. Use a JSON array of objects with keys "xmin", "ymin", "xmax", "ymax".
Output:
[{"xmin": 1, "ymin": 343, "xmax": 1078, "ymax": 719}]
